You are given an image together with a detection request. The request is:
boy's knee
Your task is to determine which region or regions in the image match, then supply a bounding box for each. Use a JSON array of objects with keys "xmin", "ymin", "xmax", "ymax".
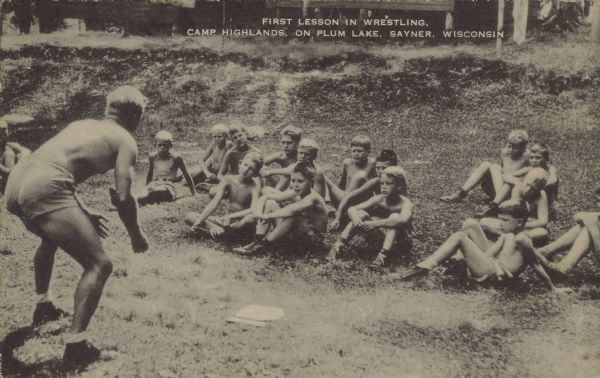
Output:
[
  {"xmin": 94, "ymin": 258, "xmax": 113, "ymax": 279},
  {"xmin": 461, "ymin": 218, "xmax": 479, "ymax": 230},
  {"xmin": 454, "ymin": 230, "xmax": 469, "ymax": 242},
  {"xmin": 478, "ymin": 161, "xmax": 492, "ymax": 170},
  {"xmin": 515, "ymin": 232, "xmax": 532, "ymax": 248},
  {"xmin": 357, "ymin": 210, "xmax": 369, "ymax": 219}
]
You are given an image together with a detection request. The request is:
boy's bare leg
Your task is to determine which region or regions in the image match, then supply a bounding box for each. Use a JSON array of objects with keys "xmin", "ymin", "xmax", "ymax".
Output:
[
  {"xmin": 184, "ymin": 212, "xmax": 201, "ymax": 226},
  {"xmin": 323, "ymin": 174, "xmax": 345, "ymax": 205},
  {"xmin": 551, "ymin": 227, "xmax": 592, "ymax": 275},
  {"xmin": 526, "ymin": 227, "xmax": 549, "ymax": 243},
  {"xmin": 418, "ymin": 231, "xmax": 494, "ymax": 278},
  {"xmin": 327, "ymin": 220, "xmax": 356, "ymax": 262},
  {"xmin": 462, "ymin": 218, "xmax": 493, "ymax": 250},
  {"xmin": 441, "ymin": 161, "xmax": 492, "ymax": 201},
  {"xmin": 36, "ymin": 207, "xmax": 113, "ymax": 335},
  {"xmin": 347, "ymin": 171, "xmax": 368, "ymax": 192},
  {"xmin": 538, "ymin": 224, "xmax": 583, "ymax": 258},
  {"xmin": 492, "ymin": 183, "xmax": 512, "ymax": 204},
  {"xmin": 135, "ymin": 187, "xmax": 151, "ymax": 206},
  {"xmin": 489, "ymin": 163, "xmax": 504, "ymax": 195}
]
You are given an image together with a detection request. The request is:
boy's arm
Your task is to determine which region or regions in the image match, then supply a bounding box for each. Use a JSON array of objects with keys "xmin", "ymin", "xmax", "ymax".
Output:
[
  {"xmin": 263, "ymin": 165, "xmax": 294, "ymax": 177},
  {"xmin": 348, "ymin": 195, "xmax": 382, "ymax": 225},
  {"xmin": 255, "ymin": 189, "xmax": 296, "ymax": 216},
  {"xmin": 338, "ymin": 163, "xmax": 348, "ymax": 191},
  {"xmin": 114, "ymin": 143, "xmax": 148, "ymax": 253},
  {"xmin": 262, "ymin": 195, "xmax": 315, "ymax": 220},
  {"xmin": 370, "ymin": 200, "xmax": 414, "ymax": 228},
  {"xmin": 313, "ymin": 167, "xmax": 326, "ymax": 198},
  {"xmin": 501, "ymin": 174, "xmax": 522, "ymax": 186},
  {"xmin": 176, "ymin": 155, "xmax": 196, "ymax": 195},
  {"xmin": 145, "ymin": 154, "xmax": 155, "ymax": 185},
  {"xmin": 263, "ymin": 151, "xmax": 282, "ymax": 166},
  {"xmin": 197, "ymin": 143, "xmax": 215, "ymax": 178},
  {"xmin": 191, "ymin": 181, "xmax": 228, "ymax": 229},
  {"xmin": 334, "ymin": 179, "xmax": 378, "ymax": 223},
  {"xmin": 525, "ymin": 191, "xmax": 549, "ymax": 229},
  {"xmin": 506, "ymin": 166, "xmax": 531, "ymax": 178},
  {"xmin": 224, "ymin": 208, "xmax": 253, "ymax": 221},
  {"xmin": 546, "ymin": 166, "xmax": 558, "ymax": 187},
  {"xmin": 274, "ymin": 175, "xmax": 290, "ymax": 191},
  {"xmin": 484, "ymin": 234, "xmax": 510, "ymax": 258},
  {"xmin": 523, "ymin": 235, "xmax": 572, "ymax": 293},
  {"xmin": 217, "ymin": 149, "xmax": 233, "ymax": 178}
]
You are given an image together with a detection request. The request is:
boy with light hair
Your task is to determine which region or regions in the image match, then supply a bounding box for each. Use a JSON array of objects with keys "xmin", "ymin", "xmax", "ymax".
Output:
[
  {"xmin": 179, "ymin": 123, "xmax": 233, "ymax": 187},
  {"xmin": 441, "ymin": 129, "xmax": 530, "ymax": 202},
  {"xmin": 328, "ymin": 166, "xmax": 414, "ymax": 271},
  {"xmin": 4, "ymin": 85, "xmax": 150, "ymax": 371},
  {"xmin": 132, "ymin": 130, "xmax": 195, "ymax": 205},
  {"xmin": 261, "ymin": 138, "xmax": 326, "ymax": 198},
  {"xmin": 324, "ymin": 134, "xmax": 377, "ymax": 208},
  {"xmin": 263, "ymin": 125, "xmax": 302, "ymax": 190}
]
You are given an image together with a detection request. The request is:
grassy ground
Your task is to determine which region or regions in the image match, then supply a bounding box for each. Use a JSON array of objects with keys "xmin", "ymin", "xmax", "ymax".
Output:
[{"xmin": 1, "ymin": 31, "xmax": 600, "ymax": 377}]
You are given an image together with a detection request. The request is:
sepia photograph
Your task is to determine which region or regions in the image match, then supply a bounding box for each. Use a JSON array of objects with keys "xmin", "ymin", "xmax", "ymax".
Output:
[{"xmin": 1, "ymin": 0, "xmax": 599, "ymax": 376}]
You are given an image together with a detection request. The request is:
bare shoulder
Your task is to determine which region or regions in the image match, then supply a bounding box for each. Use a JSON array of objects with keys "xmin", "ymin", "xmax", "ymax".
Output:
[
  {"xmin": 314, "ymin": 163, "xmax": 325, "ymax": 174},
  {"xmin": 171, "ymin": 151, "xmax": 184, "ymax": 161},
  {"xmin": 342, "ymin": 158, "xmax": 352, "ymax": 166},
  {"xmin": 148, "ymin": 151, "xmax": 158, "ymax": 160},
  {"xmin": 400, "ymin": 195, "xmax": 414, "ymax": 208},
  {"xmin": 225, "ymin": 140, "xmax": 234, "ymax": 149}
]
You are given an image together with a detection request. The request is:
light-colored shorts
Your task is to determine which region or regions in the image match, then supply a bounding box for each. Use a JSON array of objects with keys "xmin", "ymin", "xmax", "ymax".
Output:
[
  {"xmin": 5, "ymin": 160, "xmax": 79, "ymax": 220},
  {"xmin": 147, "ymin": 179, "xmax": 177, "ymax": 201}
]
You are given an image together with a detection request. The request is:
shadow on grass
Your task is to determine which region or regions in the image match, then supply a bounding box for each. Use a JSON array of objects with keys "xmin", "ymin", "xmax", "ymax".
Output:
[{"xmin": 1, "ymin": 326, "xmax": 64, "ymax": 377}]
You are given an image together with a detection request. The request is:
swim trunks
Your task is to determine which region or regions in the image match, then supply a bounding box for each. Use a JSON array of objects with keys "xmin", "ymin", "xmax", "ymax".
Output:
[
  {"xmin": 471, "ymin": 257, "xmax": 513, "ymax": 283},
  {"xmin": 147, "ymin": 179, "xmax": 177, "ymax": 201},
  {"xmin": 5, "ymin": 160, "xmax": 79, "ymax": 220}
]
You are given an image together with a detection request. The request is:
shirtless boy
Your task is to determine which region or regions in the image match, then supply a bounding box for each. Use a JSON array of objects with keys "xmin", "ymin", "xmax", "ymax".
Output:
[
  {"xmin": 327, "ymin": 166, "xmax": 413, "ymax": 271},
  {"xmin": 182, "ymin": 123, "xmax": 233, "ymax": 186},
  {"xmin": 4, "ymin": 86, "xmax": 150, "ymax": 370},
  {"xmin": 234, "ymin": 162, "xmax": 328, "ymax": 255},
  {"xmin": 406, "ymin": 201, "xmax": 570, "ymax": 293},
  {"xmin": 441, "ymin": 129, "xmax": 530, "ymax": 202},
  {"xmin": 261, "ymin": 138, "xmax": 326, "ymax": 198},
  {"xmin": 184, "ymin": 151, "xmax": 264, "ymax": 239},
  {"xmin": 330, "ymin": 149, "xmax": 398, "ymax": 231},
  {"xmin": 324, "ymin": 135, "xmax": 377, "ymax": 207},
  {"xmin": 479, "ymin": 167, "xmax": 550, "ymax": 243},
  {"xmin": 263, "ymin": 125, "xmax": 301, "ymax": 190},
  {"xmin": 480, "ymin": 142, "xmax": 559, "ymax": 217},
  {"xmin": 0, "ymin": 121, "xmax": 31, "ymax": 192},
  {"xmin": 135, "ymin": 130, "xmax": 195, "ymax": 205},
  {"xmin": 534, "ymin": 188, "xmax": 600, "ymax": 277},
  {"xmin": 217, "ymin": 125, "xmax": 260, "ymax": 178}
]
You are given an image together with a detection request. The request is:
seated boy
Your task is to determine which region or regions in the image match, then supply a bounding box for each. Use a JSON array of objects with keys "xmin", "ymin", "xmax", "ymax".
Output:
[
  {"xmin": 180, "ymin": 123, "xmax": 233, "ymax": 187},
  {"xmin": 405, "ymin": 201, "xmax": 571, "ymax": 293},
  {"xmin": 0, "ymin": 121, "xmax": 31, "ymax": 192},
  {"xmin": 323, "ymin": 135, "xmax": 377, "ymax": 208},
  {"xmin": 330, "ymin": 149, "xmax": 398, "ymax": 231},
  {"xmin": 479, "ymin": 167, "xmax": 550, "ymax": 243},
  {"xmin": 441, "ymin": 129, "xmax": 530, "ymax": 202},
  {"xmin": 328, "ymin": 166, "xmax": 414, "ymax": 271},
  {"xmin": 185, "ymin": 151, "xmax": 264, "ymax": 239},
  {"xmin": 217, "ymin": 124, "xmax": 260, "ymax": 178},
  {"xmin": 261, "ymin": 138, "xmax": 326, "ymax": 198},
  {"xmin": 534, "ymin": 188, "xmax": 600, "ymax": 277},
  {"xmin": 135, "ymin": 130, "xmax": 195, "ymax": 206},
  {"xmin": 263, "ymin": 125, "xmax": 302, "ymax": 190},
  {"xmin": 480, "ymin": 142, "xmax": 559, "ymax": 217},
  {"xmin": 234, "ymin": 162, "xmax": 328, "ymax": 255}
]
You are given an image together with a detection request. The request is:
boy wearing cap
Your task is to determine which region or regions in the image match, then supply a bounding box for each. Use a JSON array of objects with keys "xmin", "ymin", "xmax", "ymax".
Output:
[
  {"xmin": 442, "ymin": 129, "xmax": 530, "ymax": 202},
  {"xmin": 135, "ymin": 130, "xmax": 195, "ymax": 205}
]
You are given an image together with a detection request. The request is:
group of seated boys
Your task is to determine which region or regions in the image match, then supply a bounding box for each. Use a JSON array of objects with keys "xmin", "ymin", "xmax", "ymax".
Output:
[{"xmin": 123, "ymin": 123, "xmax": 598, "ymax": 292}]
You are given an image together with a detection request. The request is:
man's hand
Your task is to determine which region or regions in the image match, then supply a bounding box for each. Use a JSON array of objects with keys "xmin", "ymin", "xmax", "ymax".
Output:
[
  {"xmin": 131, "ymin": 231, "xmax": 149, "ymax": 253},
  {"xmin": 86, "ymin": 210, "xmax": 110, "ymax": 239}
]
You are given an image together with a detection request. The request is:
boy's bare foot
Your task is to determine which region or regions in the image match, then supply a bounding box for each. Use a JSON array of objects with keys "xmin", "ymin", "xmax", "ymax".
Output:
[
  {"xmin": 63, "ymin": 340, "xmax": 101, "ymax": 372},
  {"xmin": 32, "ymin": 302, "xmax": 68, "ymax": 326},
  {"xmin": 233, "ymin": 240, "xmax": 266, "ymax": 255},
  {"xmin": 368, "ymin": 252, "xmax": 387, "ymax": 272},
  {"xmin": 326, "ymin": 243, "xmax": 345, "ymax": 263},
  {"xmin": 441, "ymin": 189, "xmax": 467, "ymax": 203},
  {"xmin": 476, "ymin": 202, "xmax": 499, "ymax": 218}
]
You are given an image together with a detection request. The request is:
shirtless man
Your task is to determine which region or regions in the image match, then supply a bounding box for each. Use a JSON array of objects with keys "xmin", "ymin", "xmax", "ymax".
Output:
[
  {"xmin": 184, "ymin": 151, "xmax": 263, "ymax": 239},
  {"xmin": 135, "ymin": 130, "xmax": 195, "ymax": 206},
  {"xmin": 4, "ymin": 86, "xmax": 149, "ymax": 371}
]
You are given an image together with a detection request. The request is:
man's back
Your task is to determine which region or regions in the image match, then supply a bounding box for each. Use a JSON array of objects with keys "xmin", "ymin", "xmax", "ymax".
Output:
[{"xmin": 31, "ymin": 119, "xmax": 136, "ymax": 183}]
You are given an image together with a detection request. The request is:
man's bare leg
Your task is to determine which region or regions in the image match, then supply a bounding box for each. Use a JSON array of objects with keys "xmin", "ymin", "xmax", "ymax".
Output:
[{"xmin": 31, "ymin": 238, "xmax": 69, "ymax": 325}]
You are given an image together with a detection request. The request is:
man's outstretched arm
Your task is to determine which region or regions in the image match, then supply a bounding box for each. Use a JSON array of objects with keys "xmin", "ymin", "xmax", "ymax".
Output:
[{"xmin": 115, "ymin": 144, "xmax": 148, "ymax": 252}]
